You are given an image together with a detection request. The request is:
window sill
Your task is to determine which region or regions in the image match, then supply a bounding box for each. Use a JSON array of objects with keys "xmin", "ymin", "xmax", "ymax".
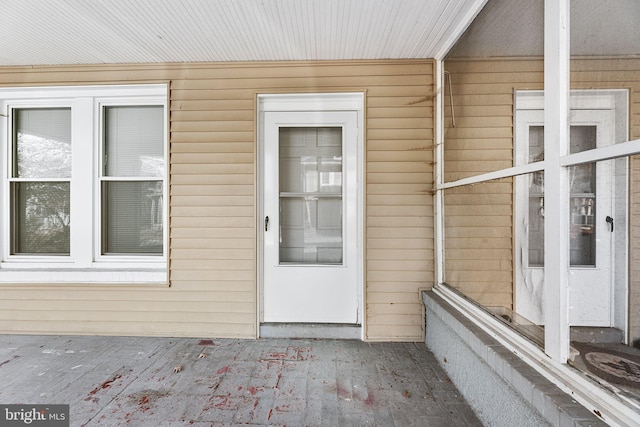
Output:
[{"xmin": 0, "ymin": 267, "xmax": 167, "ymax": 285}]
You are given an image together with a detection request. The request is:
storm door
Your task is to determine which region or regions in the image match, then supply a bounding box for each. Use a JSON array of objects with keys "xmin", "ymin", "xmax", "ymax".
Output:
[
  {"xmin": 515, "ymin": 108, "xmax": 619, "ymax": 326},
  {"xmin": 262, "ymin": 110, "xmax": 360, "ymax": 323}
]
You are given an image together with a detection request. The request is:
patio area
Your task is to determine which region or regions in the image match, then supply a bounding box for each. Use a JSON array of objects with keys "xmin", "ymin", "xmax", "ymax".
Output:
[{"xmin": 0, "ymin": 335, "xmax": 482, "ymax": 426}]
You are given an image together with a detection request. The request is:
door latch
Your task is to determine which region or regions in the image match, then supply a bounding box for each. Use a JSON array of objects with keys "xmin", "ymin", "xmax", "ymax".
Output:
[
  {"xmin": 265, "ymin": 216, "xmax": 269, "ymax": 231},
  {"xmin": 606, "ymin": 216, "xmax": 614, "ymax": 232}
]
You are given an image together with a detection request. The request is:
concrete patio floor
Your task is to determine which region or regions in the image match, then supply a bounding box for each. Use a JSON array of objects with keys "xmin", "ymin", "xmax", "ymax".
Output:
[{"xmin": 0, "ymin": 335, "xmax": 483, "ymax": 426}]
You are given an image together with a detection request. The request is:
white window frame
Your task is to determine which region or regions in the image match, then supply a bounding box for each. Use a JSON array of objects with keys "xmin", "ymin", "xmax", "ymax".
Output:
[{"xmin": 0, "ymin": 84, "xmax": 168, "ymax": 283}]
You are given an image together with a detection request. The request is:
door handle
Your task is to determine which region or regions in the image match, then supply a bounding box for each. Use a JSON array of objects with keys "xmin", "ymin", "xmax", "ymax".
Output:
[
  {"xmin": 606, "ymin": 216, "xmax": 614, "ymax": 232},
  {"xmin": 265, "ymin": 216, "xmax": 269, "ymax": 232}
]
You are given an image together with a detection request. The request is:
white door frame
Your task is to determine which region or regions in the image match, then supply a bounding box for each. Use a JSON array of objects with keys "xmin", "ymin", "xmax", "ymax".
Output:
[{"xmin": 257, "ymin": 93, "xmax": 365, "ymax": 332}]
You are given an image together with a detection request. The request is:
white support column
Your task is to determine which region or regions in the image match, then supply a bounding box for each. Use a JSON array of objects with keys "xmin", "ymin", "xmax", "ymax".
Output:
[
  {"xmin": 434, "ymin": 60, "xmax": 445, "ymax": 286},
  {"xmin": 543, "ymin": 0, "xmax": 571, "ymax": 363}
]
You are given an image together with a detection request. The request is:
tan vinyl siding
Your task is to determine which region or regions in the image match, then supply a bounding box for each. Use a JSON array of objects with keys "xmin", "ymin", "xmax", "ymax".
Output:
[
  {"xmin": 443, "ymin": 57, "xmax": 640, "ymax": 340},
  {"xmin": 0, "ymin": 60, "xmax": 434, "ymax": 341}
]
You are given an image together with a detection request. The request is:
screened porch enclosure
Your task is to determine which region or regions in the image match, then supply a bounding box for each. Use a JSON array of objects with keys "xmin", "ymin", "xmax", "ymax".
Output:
[{"xmin": 436, "ymin": 0, "xmax": 640, "ymax": 412}]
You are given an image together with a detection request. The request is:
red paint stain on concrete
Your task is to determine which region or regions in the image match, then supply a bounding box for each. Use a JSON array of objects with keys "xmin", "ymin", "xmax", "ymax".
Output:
[
  {"xmin": 216, "ymin": 366, "xmax": 230, "ymax": 374},
  {"xmin": 87, "ymin": 373, "xmax": 122, "ymax": 398},
  {"xmin": 247, "ymin": 386, "xmax": 264, "ymax": 395}
]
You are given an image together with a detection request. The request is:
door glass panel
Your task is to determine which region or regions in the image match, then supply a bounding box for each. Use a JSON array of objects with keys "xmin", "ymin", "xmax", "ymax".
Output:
[
  {"xmin": 569, "ymin": 126, "xmax": 597, "ymax": 266},
  {"xmin": 279, "ymin": 127, "xmax": 343, "ymax": 265},
  {"xmin": 527, "ymin": 126, "xmax": 545, "ymax": 266},
  {"xmin": 527, "ymin": 126, "xmax": 598, "ymax": 267}
]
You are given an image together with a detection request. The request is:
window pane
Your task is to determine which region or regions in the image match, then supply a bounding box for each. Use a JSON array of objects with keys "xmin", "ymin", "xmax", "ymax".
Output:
[
  {"xmin": 529, "ymin": 126, "xmax": 544, "ymax": 163},
  {"xmin": 11, "ymin": 182, "xmax": 70, "ymax": 255},
  {"xmin": 279, "ymin": 127, "xmax": 343, "ymax": 265},
  {"xmin": 102, "ymin": 181, "xmax": 163, "ymax": 255},
  {"xmin": 104, "ymin": 106, "xmax": 164, "ymax": 177},
  {"xmin": 13, "ymin": 108, "xmax": 71, "ymax": 178},
  {"xmin": 280, "ymin": 196, "xmax": 343, "ymax": 264}
]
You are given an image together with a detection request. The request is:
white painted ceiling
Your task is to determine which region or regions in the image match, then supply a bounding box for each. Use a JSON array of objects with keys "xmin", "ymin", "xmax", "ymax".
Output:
[{"xmin": 0, "ymin": 0, "xmax": 487, "ymax": 66}]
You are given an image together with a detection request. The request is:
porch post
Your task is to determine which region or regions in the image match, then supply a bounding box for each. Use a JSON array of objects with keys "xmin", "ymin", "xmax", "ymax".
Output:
[
  {"xmin": 434, "ymin": 60, "xmax": 445, "ymax": 286},
  {"xmin": 543, "ymin": 0, "xmax": 570, "ymax": 363}
]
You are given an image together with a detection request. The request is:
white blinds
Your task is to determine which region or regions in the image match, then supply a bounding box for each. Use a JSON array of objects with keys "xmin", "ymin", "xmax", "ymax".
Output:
[{"xmin": 102, "ymin": 105, "xmax": 164, "ymax": 255}]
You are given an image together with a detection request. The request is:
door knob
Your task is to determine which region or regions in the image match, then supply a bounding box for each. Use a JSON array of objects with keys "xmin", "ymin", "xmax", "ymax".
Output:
[
  {"xmin": 606, "ymin": 216, "xmax": 614, "ymax": 232},
  {"xmin": 265, "ymin": 216, "xmax": 269, "ymax": 231}
]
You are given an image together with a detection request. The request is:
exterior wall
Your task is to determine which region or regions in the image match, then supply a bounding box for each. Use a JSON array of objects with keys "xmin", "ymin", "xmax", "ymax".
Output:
[
  {"xmin": 443, "ymin": 57, "xmax": 640, "ymax": 343},
  {"xmin": 0, "ymin": 60, "xmax": 434, "ymax": 341}
]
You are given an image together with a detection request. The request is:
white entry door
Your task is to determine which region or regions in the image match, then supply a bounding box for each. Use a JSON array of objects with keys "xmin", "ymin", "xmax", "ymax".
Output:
[
  {"xmin": 515, "ymin": 108, "xmax": 617, "ymax": 326},
  {"xmin": 262, "ymin": 109, "xmax": 361, "ymax": 324}
]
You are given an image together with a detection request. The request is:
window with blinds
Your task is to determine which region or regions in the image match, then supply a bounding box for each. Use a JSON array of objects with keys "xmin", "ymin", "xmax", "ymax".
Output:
[
  {"xmin": 101, "ymin": 106, "xmax": 164, "ymax": 255},
  {"xmin": 0, "ymin": 84, "xmax": 167, "ymax": 283},
  {"xmin": 10, "ymin": 108, "xmax": 71, "ymax": 255}
]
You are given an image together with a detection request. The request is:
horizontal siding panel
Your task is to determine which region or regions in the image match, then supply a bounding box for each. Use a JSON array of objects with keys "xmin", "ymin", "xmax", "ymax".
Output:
[
  {"xmin": 367, "ymin": 183, "xmax": 433, "ymax": 195},
  {"xmin": 366, "ymin": 292, "xmax": 424, "ymax": 304},
  {"xmin": 367, "ymin": 314, "xmax": 423, "ymax": 326},
  {"xmin": 171, "ymin": 195, "xmax": 254, "ymax": 206},
  {"xmin": 0, "ymin": 320, "xmax": 256, "ymax": 338},
  {"xmin": 0, "ymin": 310, "xmax": 256, "ymax": 324},
  {"xmin": 366, "ymin": 325, "xmax": 422, "ymax": 341},
  {"xmin": 367, "ymin": 205, "xmax": 429, "ymax": 217},
  {"xmin": 367, "ymin": 194, "xmax": 431, "ymax": 206},
  {"xmin": 368, "ymin": 260, "xmax": 432, "ymax": 273},
  {"xmin": 367, "ymin": 152, "xmax": 432, "ymax": 163},
  {"xmin": 170, "ymin": 206, "xmax": 254, "ymax": 217},
  {"xmin": 445, "ymin": 259, "xmax": 512, "ymax": 271},
  {"xmin": 367, "ymin": 238, "xmax": 433, "ymax": 250},
  {"xmin": 367, "ymin": 172, "xmax": 432, "ymax": 184},
  {"xmin": 171, "ymin": 228, "xmax": 254, "ymax": 238},
  {"xmin": 444, "ymin": 193, "xmax": 512, "ymax": 205},
  {"xmin": 446, "ymin": 271, "xmax": 512, "ymax": 282},
  {"xmin": 367, "ymin": 282, "xmax": 429, "ymax": 293},
  {"xmin": 171, "ymin": 99, "xmax": 253, "ymax": 110},
  {"xmin": 170, "ymin": 248, "xmax": 253, "ymax": 258},
  {"xmin": 445, "ymin": 249, "xmax": 513, "ymax": 260},
  {"xmin": 171, "ymin": 120, "xmax": 253, "ymax": 133},
  {"xmin": 170, "ymin": 260, "xmax": 255, "ymax": 270},
  {"xmin": 445, "ymin": 238, "xmax": 512, "ymax": 249},
  {"xmin": 445, "ymin": 127, "xmax": 512, "ymax": 139},
  {"xmin": 445, "ymin": 149, "xmax": 512, "ymax": 162},
  {"xmin": 443, "ymin": 138, "xmax": 513, "ymax": 150},
  {"xmin": 171, "ymin": 132, "xmax": 254, "ymax": 144},
  {"xmin": 170, "ymin": 175, "xmax": 254, "ymax": 186},
  {"xmin": 367, "ymin": 270, "xmax": 432, "ymax": 282},
  {"xmin": 367, "ymin": 117, "xmax": 431, "ymax": 129},
  {"xmin": 170, "ymin": 270, "xmax": 255, "ymax": 281},
  {"xmin": 367, "ymin": 249, "xmax": 431, "ymax": 261},
  {"xmin": 367, "ymin": 227, "xmax": 432, "ymax": 239},
  {"xmin": 367, "ymin": 139, "xmax": 433, "ymax": 153},
  {"xmin": 368, "ymin": 128, "xmax": 432, "ymax": 140},
  {"xmin": 367, "ymin": 106, "xmax": 432, "ymax": 119},
  {"xmin": 171, "ymin": 184, "xmax": 253, "ymax": 196},
  {"xmin": 0, "ymin": 288, "xmax": 254, "ymax": 302},
  {"xmin": 367, "ymin": 302, "xmax": 423, "ymax": 315},
  {"xmin": 445, "ymin": 226, "xmax": 512, "ymax": 238},
  {"xmin": 171, "ymin": 74, "xmax": 431, "ymax": 91},
  {"xmin": 445, "ymin": 205, "xmax": 512, "ymax": 216},
  {"xmin": 171, "ymin": 217, "xmax": 253, "ymax": 228},
  {"xmin": 170, "ymin": 110, "xmax": 254, "ymax": 122},
  {"xmin": 171, "ymin": 142, "xmax": 255, "ymax": 153}
]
